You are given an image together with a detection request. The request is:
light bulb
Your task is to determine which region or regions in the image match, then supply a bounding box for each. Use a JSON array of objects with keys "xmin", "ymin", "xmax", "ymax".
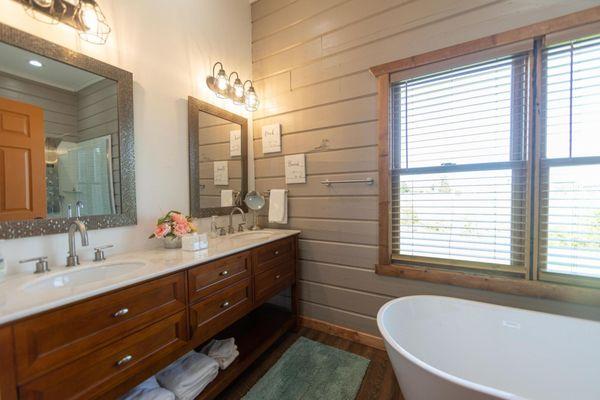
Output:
[
  {"xmin": 29, "ymin": 60, "xmax": 43, "ymax": 67},
  {"xmin": 80, "ymin": 2, "xmax": 99, "ymax": 32},
  {"xmin": 234, "ymin": 80, "xmax": 244, "ymax": 98},
  {"xmin": 216, "ymin": 69, "xmax": 228, "ymax": 91}
]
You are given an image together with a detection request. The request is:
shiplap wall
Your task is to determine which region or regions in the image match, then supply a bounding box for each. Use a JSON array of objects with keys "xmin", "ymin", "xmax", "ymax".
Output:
[
  {"xmin": 0, "ymin": 71, "xmax": 78, "ymax": 141},
  {"xmin": 251, "ymin": 0, "xmax": 600, "ymax": 335},
  {"xmin": 197, "ymin": 113, "xmax": 243, "ymax": 208},
  {"xmin": 76, "ymin": 78, "xmax": 121, "ymax": 213}
]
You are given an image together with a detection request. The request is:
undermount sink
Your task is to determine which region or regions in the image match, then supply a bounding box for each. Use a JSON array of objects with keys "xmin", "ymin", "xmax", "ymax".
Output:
[
  {"xmin": 22, "ymin": 261, "xmax": 147, "ymax": 292},
  {"xmin": 229, "ymin": 231, "xmax": 274, "ymax": 241}
]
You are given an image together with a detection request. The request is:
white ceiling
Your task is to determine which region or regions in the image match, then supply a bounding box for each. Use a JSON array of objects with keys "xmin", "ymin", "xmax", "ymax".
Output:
[{"xmin": 0, "ymin": 42, "xmax": 104, "ymax": 92}]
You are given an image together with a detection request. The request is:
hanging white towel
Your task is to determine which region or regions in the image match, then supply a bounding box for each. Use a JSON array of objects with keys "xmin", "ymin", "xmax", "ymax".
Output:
[
  {"xmin": 268, "ymin": 189, "xmax": 288, "ymax": 224},
  {"xmin": 119, "ymin": 376, "xmax": 175, "ymax": 400},
  {"xmin": 156, "ymin": 351, "xmax": 219, "ymax": 400},
  {"xmin": 220, "ymin": 190, "xmax": 234, "ymax": 207}
]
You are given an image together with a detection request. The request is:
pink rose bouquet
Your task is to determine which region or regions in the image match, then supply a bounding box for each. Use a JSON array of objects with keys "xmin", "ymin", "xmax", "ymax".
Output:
[{"xmin": 149, "ymin": 210, "xmax": 196, "ymax": 239}]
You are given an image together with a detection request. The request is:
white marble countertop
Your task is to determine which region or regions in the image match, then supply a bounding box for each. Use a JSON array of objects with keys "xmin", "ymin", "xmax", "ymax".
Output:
[{"xmin": 0, "ymin": 229, "xmax": 300, "ymax": 325}]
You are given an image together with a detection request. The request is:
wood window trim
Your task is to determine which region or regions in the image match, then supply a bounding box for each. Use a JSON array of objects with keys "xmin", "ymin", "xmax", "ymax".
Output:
[{"xmin": 372, "ymin": 6, "xmax": 600, "ymax": 307}]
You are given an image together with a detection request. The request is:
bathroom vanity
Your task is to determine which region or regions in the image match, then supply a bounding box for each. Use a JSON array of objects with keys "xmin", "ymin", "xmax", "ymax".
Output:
[{"xmin": 0, "ymin": 230, "xmax": 299, "ymax": 400}]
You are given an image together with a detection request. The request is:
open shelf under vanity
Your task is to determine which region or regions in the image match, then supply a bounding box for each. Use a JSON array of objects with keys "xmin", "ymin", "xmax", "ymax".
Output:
[{"xmin": 195, "ymin": 303, "xmax": 296, "ymax": 400}]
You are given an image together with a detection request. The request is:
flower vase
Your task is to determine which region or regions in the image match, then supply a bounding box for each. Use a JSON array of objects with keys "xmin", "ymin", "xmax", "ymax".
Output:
[{"xmin": 163, "ymin": 236, "xmax": 182, "ymax": 249}]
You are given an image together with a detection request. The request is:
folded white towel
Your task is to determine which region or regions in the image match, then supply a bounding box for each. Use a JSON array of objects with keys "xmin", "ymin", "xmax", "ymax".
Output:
[
  {"xmin": 119, "ymin": 376, "xmax": 175, "ymax": 400},
  {"xmin": 156, "ymin": 351, "xmax": 219, "ymax": 400},
  {"xmin": 268, "ymin": 189, "xmax": 288, "ymax": 224},
  {"xmin": 202, "ymin": 338, "xmax": 239, "ymax": 370},
  {"xmin": 218, "ymin": 349, "xmax": 239, "ymax": 370},
  {"xmin": 221, "ymin": 190, "xmax": 234, "ymax": 207}
]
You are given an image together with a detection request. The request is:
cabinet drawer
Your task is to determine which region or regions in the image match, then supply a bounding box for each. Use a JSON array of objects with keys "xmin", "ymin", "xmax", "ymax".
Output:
[
  {"xmin": 189, "ymin": 278, "xmax": 252, "ymax": 345},
  {"xmin": 14, "ymin": 272, "xmax": 186, "ymax": 382},
  {"xmin": 188, "ymin": 251, "xmax": 251, "ymax": 302},
  {"xmin": 255, "ymin": 258, "xmax": 295, "ymax": 303},
  {"xmin": 255, "ymin": 237, "xmax": 294, "ymax": 274},
  {"xmin": 18, "ymin": 312, "xmax": 188, "ymax": 400}
]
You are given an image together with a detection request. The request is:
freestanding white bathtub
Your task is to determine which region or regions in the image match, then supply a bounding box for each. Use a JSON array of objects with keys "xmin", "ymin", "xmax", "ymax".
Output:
[{"xmin": 377, "ymin": 295, "xmax": 600, "ymax": 400}]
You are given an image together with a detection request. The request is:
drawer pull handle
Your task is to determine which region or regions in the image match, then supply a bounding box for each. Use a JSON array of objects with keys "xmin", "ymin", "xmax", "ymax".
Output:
[
  {"xmin": 113, "ymin": 308, "xmax": 129, "ymax": 317},
  {"xmin": 220, "ymin": 270, "xmax": 229, "ymax": 276},
  {"xmin": 274, "ymin": 250, "xmax": 280, "ymax": 255},
  {"xmin": 221, "ymin": 301, "xmax": 230, "ymax": 308},
  {"xmin": 116, "ymin": 355, "xmax": 133, "ymax": 366},
  {"xmin": 275, "ymin": 274, "xmax": 281, "ymax": 279}
]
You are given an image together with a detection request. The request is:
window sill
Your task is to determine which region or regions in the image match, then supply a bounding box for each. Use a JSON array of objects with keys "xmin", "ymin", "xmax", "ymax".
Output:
[{"xmin": 376, "ymin": 263, "xmax": 600, "ymax": 307}]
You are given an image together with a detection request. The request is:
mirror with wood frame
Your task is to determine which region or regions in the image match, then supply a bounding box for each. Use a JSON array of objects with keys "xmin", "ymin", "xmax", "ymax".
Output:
[
  {"xmin": 188, "ymin": 96, "xmax": 247, "ymax": 217},
  {"xmin": 0, "ymin": 23, "xmax": 135, "ymax": 238}
]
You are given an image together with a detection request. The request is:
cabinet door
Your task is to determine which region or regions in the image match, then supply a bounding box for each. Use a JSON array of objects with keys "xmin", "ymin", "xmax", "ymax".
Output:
[
  {"xmin": 18, "ymin": 312, "xmax": 188, "ymax": 400},
  {"xmin": 0, "ymin": 97, "xmax": 46, "ymax": 221},
  {"xmin": 14, "ymin": 272, "xmax": 186, "ymax": 382},
  {"xmin": 0, "ymin": 326, "xmax": 17, "ymax": 400}
]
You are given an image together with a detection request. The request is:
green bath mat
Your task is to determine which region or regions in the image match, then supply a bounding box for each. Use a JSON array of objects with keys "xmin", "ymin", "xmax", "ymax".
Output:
[{"xmin": 242, "ymin": 337, "xmax": 370, "ymax": 400}]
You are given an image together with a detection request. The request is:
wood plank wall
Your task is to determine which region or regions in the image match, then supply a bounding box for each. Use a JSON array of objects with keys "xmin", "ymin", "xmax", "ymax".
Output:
[
  {"xmin": 251, "ymin": 0, "xmax": 600, "ymax": 335},
  {"xmin": 197, "ymin": 113, "xmax": 243, "ymax": 208},
  {"xmin": 76, "ymin": 78, "xmax": 120, "ymax": 212},
  {"xmin": 0, "ymin": 71, "xmax": 78, "ymax": 141}
]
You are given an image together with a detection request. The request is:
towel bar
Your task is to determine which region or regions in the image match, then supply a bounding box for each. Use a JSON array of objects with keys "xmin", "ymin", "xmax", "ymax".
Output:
[{"xmin": 320, "ymin": 178, "xmax": 374, "ymax": 186}]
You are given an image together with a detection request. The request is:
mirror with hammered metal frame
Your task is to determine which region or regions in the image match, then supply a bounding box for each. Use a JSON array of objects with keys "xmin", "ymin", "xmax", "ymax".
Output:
[
  {"xmin": 0, "ymin": 23, "xmax": 136, "ymax": 238},
  {"xmin": 188, "ymin": 96, "xmax": 248, "ymax": 218}
]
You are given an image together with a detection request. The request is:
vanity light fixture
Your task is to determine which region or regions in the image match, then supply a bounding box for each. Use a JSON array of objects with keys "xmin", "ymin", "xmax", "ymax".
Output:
[
  {"xmin": 229, "ymin": 72, "xmax": 244, "ymax": 104},
  {"xmin": 206, "ymin": 62, "xmax": 259, "ymax": 111},
  {"xmin": 243, "ymin": 80, "xmax": 259, "ymax": 112},
  {"xmin": 16, "ymin": 0, "xmax": 111, "ymax": 44},
  {"xmin": 29, "ymin": 60, "xmax": 43, "ymax": 67}
]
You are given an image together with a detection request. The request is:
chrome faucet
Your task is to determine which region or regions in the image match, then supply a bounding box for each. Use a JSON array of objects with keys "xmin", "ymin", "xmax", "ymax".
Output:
[
  {"xmin": 66, "ymin": 220, "xmax": 89, "ymax": 267},
  {"xmin": 228, "ymin": 207, "xmax": 246, "ymax": 234}
]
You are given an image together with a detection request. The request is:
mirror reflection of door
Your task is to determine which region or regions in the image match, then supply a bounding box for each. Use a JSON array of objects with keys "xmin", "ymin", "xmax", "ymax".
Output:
[
  {"xmin": 0, "ymin": 41, "xmax": 120, "ymax": 221},
  {"xmin": 0, "ymin": 97, "xmax": 46, "ymax": 221}
]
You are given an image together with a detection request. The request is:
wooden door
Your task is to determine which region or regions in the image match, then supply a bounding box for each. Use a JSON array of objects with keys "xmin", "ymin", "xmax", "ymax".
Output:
[{"xmin": 0, "ymin": 97, "xmax": 46, "ymax": 221}]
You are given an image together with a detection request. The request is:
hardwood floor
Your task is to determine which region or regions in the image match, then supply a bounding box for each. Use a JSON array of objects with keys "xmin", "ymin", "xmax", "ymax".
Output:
[{"xmin": 216, "ymin": 327, "xmax": 405, "ymax": 400}]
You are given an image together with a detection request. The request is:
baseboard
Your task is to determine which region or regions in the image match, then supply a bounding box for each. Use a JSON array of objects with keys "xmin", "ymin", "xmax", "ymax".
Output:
[{"xmin": 299, "ymin": 316, "xmax": 385, "ymax": 350}]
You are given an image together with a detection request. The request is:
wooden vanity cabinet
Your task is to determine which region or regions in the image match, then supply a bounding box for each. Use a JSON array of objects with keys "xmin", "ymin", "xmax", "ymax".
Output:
[{"xmin": 0, "ymin": 234, "xmax": 298, "ymax": 400}]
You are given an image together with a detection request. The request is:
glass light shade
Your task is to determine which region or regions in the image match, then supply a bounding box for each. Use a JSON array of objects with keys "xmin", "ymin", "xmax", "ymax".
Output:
[
  {"xmin": 245, "ymin": 86, "xmax": 259, "ymax": 112},
  {"xmin": 214, "ymin": 68, "xmax": 229, "ymax": 98},
  {"xmin": 78, "ymin": 1, "xmax": 111, "ymax": 44},
  {"xmin": 232, "ymin": 78, "xmax": 244, "ymax": 104}
]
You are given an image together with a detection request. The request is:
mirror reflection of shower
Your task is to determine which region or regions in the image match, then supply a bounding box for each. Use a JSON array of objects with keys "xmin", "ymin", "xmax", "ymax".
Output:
[{"xmin": 45, "ymin": 135, "xmax": 115, "ymax": 218}]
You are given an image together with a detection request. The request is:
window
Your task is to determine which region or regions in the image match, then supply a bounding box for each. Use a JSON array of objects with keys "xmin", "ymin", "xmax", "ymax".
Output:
[
  {"xmin": 390, "ymin": 55, "xmax": 529, "ymax": 275},
  {"xmin": 385, "ymin": 25, "xmax": 600, "ymax": 288},
  {"xmin": 539, "ymin": 35, "xmax": 600, "ymax": 282}
]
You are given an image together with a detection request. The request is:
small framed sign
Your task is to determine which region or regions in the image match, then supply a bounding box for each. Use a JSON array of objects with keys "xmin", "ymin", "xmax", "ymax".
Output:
[
  {"xmin": 285, "ymin": 154, "xmax": 306, "ymax": 184},
  {"xmin": 214, "ymin": 161, "xmax": 229, "ymax": 186},
  {"xmin": 262, "ymin": 123, "xmax": 281, "ymax": 153},
  {"xmin": 230, "ymin": 129, "xmax": 241, "ymax": 157}
]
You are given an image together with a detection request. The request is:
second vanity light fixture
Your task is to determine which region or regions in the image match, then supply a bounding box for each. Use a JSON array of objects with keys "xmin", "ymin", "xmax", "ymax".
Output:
[
  {"xmin": 16, "ymin": 0, "xmax": 111, "ymax": 44},
  {"xmin": 207, "ymin": 62, "xmax": 259, "ymax": 112}
]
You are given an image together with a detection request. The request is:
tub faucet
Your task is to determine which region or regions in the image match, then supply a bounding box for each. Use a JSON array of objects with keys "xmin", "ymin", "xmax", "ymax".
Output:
[
  {"xmin": 228, "ymin": 207, "xmax": 246, "ymax": 234},
  {"xmin": 66, "ymin": 220, "xmax": 89, "ymax": 267}
]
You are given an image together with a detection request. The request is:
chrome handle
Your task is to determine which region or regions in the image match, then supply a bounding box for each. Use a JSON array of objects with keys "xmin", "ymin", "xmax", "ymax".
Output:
[
  {"xmin": 19, "ymin": 256, "xmax": 48, "ymax": 263},
  {"xmin": 113, "ymin": 308, "xmax": 129, "ymax": 317},
  {"xmin": 274, "ymin": 250, "xmax": 280, "ymax": 255},
  {"xmin": 275, "ymin": 274, "xmax": 281, "ymax": 279},
  {"xmin": 116, "ymin": 354, "xmax": 133, "ymax": 366},
  {"xmin": 221, "ymin": 301, "xmax": 230, "ymax": 308},
  {"xmin": 220, "ymin": 270, "xmax": 229, "ymax": 276},
  {"xmin": 94, "ymin": 244, "xmax": 114, "ymax": 251}
]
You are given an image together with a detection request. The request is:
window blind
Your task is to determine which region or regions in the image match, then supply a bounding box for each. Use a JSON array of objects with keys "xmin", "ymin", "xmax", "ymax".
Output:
[
  {"xmin": 391, "ymin": 55, "xmax": 529, "ymax": 273},
  {"xmin": 540, "ymin": 36, "xmax": 600, "ymax": 279}
]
